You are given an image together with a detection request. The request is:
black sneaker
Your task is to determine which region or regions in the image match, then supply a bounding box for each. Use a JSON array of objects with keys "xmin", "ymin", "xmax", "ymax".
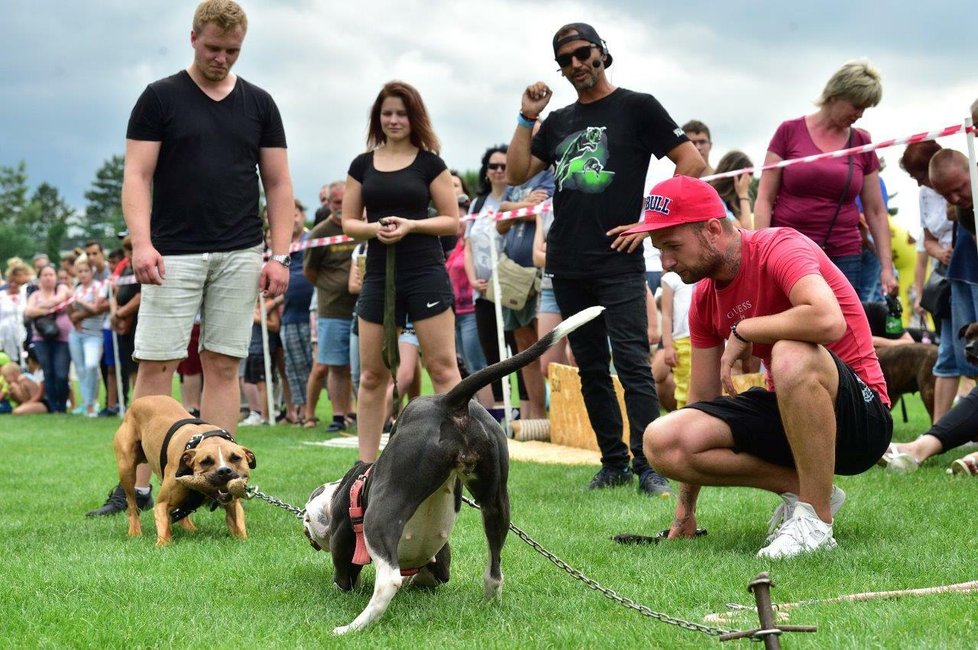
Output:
[
  {"xmin": 637, "ymin": 469, "xmax": 672, "ymax": 498},
  {"xmin": 85, "ymin": 484, "xmax": 153, "ymax": 517},
  {"xmin": 588, "ymin": 466, "xmax": 634, "ymax": 490},
  {"xmin": 97, "ymin": 406, "xmax": 120, "ymax": 418}
]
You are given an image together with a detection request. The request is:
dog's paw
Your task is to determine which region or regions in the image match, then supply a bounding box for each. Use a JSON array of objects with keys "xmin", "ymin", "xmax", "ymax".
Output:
[
  {"xmin": 483, "ymin": 573, "xmax": 503, "ymax": 600},
  {"xmin": 333, "ymin": 624, "xmax": 353, "ymax": 635}
]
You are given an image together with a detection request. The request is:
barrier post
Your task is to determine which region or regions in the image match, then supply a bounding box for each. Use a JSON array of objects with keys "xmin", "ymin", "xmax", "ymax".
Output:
[{"xmin": 487, "ymin": 225, "xmax": 513, "ymax": 434}]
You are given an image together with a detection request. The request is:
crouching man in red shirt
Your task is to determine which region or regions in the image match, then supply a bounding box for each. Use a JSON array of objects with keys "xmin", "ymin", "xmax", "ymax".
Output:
[{"xmin": 632, "ymin": 175, "xmax": 892, "ymax": 559}]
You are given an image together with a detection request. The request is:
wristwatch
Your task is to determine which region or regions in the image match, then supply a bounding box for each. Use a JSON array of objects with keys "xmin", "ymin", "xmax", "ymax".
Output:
[{"xmin": 270, "ymin": 253, "xmax": 291, "ymax": 268}]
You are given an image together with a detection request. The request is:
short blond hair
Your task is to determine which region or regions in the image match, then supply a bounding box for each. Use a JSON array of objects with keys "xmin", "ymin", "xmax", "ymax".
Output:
[
  {"xmin": 817, "ymin": 59, "xmax": 882, "ymax": 109},
  {"xmin": 192, "ymin": 0, "xmax": 248, "ymax": 35},
  {"xmin": 4, "ymin": 258, "xmax": 32, "ymax": 282}
]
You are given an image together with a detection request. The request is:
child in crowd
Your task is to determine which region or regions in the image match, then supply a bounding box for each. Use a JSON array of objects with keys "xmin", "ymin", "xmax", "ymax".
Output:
[
  {"xmin": 652, "ymin": 271, "xmax": 694, "ymax": 411},
  {"xmin": 2, "ymin": 352, "xmax": 48, "ymax": 415},
  {"xmin": 240, "ymin": 296, "xmax": 281, "ymax": 426}
]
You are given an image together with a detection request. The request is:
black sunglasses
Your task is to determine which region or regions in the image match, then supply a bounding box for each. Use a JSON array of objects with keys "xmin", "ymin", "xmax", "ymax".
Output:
[
  {"xmin": 487, "ymin": 163, "xmax": 507, "ymax": 171},
  {"xmin": 555, "ymin": 44, "xmax": 596, "ymax": 68}
]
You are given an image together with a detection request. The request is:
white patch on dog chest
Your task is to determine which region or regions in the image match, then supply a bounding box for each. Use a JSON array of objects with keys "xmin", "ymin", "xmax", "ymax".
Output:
[{"xmin": 397, "ymin": 475, "xmax": 459, "ymax": 568}]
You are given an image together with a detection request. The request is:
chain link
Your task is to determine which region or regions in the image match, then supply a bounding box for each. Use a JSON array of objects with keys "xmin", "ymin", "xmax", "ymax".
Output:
[
  {"xmin": 243, "ymin": 485, "xmax": 306, "ymax": 520},
  {"xmin": 462, "ymin": 496, "xmax": 736, "ymax": 638},
  {"xmin": 243, "ymin": 485, "xmax": 737, "ymax": 638}
]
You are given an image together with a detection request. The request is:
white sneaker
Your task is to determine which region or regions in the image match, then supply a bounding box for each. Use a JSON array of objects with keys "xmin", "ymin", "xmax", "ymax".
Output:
[
  {"xmin": 757, "ymin": 502, "xmax": 837, "ymax": 559},
  {"xmin": 239, "ymin": 411, "xmax": 264, "ymax": 426},
  {"xmin": 765, "ymin": 485, "xmax": 845, "ymax": 545}
]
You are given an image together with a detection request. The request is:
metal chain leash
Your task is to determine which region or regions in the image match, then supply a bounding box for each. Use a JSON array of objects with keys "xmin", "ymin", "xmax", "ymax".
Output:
[
  {"xmin": 243, "ymin": 485, "xmax": 306, "ymax": 520},
  {"xmin": 242, "ymin": 484, "xmax": 737, "ymax": 638},
  {"xmin": 461, "ymin": 496, "xmax": 737, "ymax": 638}
]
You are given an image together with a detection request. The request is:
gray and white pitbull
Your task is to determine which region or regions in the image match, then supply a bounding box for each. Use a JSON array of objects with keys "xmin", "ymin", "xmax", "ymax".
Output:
[{"xmin": 304, "ymin": 306, "xmax": 604, "ymax": 634}]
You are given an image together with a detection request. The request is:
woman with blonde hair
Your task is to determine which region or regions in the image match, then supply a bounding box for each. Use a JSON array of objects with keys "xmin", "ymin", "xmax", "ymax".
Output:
[
  {"xmin": 0, "ymin": 259, "xmax": 32, "ymax": 364},
  {"xmin": 754, "ymin": 59, "xmax": 896, "ymax": 296},
  {"xmin": 342, "ymin": 80, "xmax": 461, "ymax": 462}
]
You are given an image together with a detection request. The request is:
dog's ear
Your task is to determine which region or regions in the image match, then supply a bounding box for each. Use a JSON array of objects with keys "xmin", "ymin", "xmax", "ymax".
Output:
[
  {"xmin": 959, "ymin": 324, "xmax": 972, "ymax": 339},
  {"xmin": 242, "ymin": 447, "xmax": 257, "ymax": 469},
  {"xmin": 177, "ymin": 449, "xmax": 197, "ymax": 477}
]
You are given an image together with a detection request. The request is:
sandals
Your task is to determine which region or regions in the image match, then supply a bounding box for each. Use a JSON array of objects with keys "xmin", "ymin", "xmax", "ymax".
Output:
[
  {"xmin": 877, "ymin": 443, "xmax": 920, "ymax": 474},
  {"xmin": 949, "ymin": 453, "xmax": 978, "ymax": 476},
  {"xmin": 302, "ymin": 417, "xmax": 320, "ymax": 429}
]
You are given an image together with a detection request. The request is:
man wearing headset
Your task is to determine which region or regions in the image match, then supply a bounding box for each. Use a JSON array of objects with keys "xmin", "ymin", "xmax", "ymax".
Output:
[{"xmin": 506, "ymin": 23, "xmax": 705, "ymax": 496}]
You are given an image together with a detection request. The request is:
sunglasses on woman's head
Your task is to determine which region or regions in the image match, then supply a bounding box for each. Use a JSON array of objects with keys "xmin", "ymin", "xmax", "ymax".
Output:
[
  {"xmin": 555, "ymin": 44, "xmax": 596, "ymax": 67},
  {"xmin": 487, "ymin": 163, "xmax": 507, "ymax": 171}
]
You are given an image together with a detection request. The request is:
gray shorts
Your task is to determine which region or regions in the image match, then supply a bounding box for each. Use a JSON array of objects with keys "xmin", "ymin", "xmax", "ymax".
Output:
[{"xmin": 134, "ymin": 246, "xmax": 262, "ymax": 361}]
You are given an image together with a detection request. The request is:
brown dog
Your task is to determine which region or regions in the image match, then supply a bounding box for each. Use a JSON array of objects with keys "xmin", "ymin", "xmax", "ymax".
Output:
[
  {"xmin": 961, "ymin": 322, "xmax": 978, "ymax": 365},
  {"xmin": 113, "ymin": 395, "xmax": 256, "ymax": 546},
  {"xmin": 876, "ymin": 343, "xmax": 938, "ymax": 420}
]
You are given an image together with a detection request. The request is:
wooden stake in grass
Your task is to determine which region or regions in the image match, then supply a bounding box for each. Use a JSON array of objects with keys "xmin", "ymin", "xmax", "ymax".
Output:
[{"xmin": 707, "ymin": 579, "xmax": 978, "ymax": 626}]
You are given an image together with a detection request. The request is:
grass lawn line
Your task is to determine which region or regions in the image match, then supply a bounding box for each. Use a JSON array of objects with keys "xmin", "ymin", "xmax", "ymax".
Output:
[{"xmin": 1, "ymin": 395, "xmax": 976, "ymax": 647}]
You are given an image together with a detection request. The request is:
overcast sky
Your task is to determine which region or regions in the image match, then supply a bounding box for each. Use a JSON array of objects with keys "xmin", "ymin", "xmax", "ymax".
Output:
[{"xmin": 2, "ymin": 0, "xmax": 975, "ymax": 234}]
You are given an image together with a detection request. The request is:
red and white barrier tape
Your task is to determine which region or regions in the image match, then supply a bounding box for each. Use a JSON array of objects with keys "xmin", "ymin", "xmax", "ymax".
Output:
[
  {"xmin": 701, "ymin": 122, "xmax": 976, "ymax": 182},
  {"xmin": 461, "ymin": 200, "xmax": 553, "ymax": 223}
]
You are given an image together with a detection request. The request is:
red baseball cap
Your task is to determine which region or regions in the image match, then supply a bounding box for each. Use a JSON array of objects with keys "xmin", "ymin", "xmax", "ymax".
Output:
[{"xmin": 623, "ymin": 175, "xmax": 727, "ymax": 234}]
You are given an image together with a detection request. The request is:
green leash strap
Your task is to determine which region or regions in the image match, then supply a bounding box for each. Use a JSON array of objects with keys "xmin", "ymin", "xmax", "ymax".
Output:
[{"xmin": 382, "ymin": 242, "xmax": 401, "ymax": 419}]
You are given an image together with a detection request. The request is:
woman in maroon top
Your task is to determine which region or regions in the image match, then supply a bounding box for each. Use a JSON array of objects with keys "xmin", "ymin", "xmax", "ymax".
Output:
[{"xmin": 754, "ymin": 60, "xmax": 896, "ymax": 297}]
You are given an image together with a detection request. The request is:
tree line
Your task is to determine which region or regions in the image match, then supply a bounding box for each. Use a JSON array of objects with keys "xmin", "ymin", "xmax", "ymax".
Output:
[{"xmin": 0, "ymin": 155, "xmax": 126, "ymax": 266}]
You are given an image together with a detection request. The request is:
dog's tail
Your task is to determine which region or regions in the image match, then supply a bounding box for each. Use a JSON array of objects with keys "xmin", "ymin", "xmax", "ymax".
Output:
[{"xmin": 441, "ymin": 306, "xmax": 605, "ymax": 414}]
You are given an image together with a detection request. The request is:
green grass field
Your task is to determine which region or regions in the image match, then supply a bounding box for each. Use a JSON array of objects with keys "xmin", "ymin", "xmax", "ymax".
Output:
[{"xmin": 1, "ymin": 390, "xmax": 975, "ymax": 649}]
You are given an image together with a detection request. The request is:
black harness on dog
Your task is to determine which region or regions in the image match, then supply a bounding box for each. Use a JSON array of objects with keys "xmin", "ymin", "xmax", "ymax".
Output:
[{"xmin": 159, "ymin": 418, "xmax": 236, "ymax": 523}]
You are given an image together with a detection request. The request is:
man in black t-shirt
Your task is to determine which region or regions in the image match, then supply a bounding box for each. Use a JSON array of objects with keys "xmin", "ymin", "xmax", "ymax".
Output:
[
  {"xmin": 89, "ymin": 0, "xmax": 294, "ymax": 517},
  {"xmin": 507, "ymin": 23, "xmax": 705, "ymax": 496}
]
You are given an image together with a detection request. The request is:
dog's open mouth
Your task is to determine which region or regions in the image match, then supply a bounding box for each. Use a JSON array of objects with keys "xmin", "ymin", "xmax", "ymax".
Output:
[{"xmin": 215, "ymin": 490, "xmax": 233, "ymax": 505}]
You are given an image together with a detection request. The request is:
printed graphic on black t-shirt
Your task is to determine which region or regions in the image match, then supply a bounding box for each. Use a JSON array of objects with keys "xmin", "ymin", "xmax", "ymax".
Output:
[
  {"xmin": 531, "ymin": 88, "xmax": 687, "ymax": 278},
  {"xmin": 554, "ymin": 126, "xmax": 615, "ymax": 193}
]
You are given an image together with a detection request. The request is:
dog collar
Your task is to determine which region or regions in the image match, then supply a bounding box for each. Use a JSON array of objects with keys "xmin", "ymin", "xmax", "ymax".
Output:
[{"xmin": 159, "ymin": 418, "xmax": 206, "ymax": 475}]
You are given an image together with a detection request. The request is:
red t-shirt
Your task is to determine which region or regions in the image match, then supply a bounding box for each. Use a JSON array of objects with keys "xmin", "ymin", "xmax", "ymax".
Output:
[
  {"xmin": 689, "ymin": 228, "xmax": 889, "ymax": 406},
  {"xmin": 768, "ymin": 116, "xmax": 880, "ymax": 257}
]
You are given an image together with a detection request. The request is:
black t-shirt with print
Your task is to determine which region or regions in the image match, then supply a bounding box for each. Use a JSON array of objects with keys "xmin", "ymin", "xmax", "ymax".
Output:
[
  {"xmin": 531, "ymin": 88, "xmax": 687, "ymax": 278},
  {"xmin": 126, "ymin": 71, "xmax": 287, "ymax": 255},
  {"xmin": 348, "ymin": 149, "xmax": 448, "ymax": 275}
]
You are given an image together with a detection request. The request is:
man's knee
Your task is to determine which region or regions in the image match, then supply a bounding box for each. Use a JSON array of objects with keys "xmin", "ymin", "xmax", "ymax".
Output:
[
  {"xmin": 768, "ymin": 340, "xmax": 826, "ymax": 389},
  {"xmin": 643, "ymin": 415, "xmax": 686, "ymax": 470},
  {"xmin": 200, "ymin": 351, "xmax": 240, "ymax": 382}
]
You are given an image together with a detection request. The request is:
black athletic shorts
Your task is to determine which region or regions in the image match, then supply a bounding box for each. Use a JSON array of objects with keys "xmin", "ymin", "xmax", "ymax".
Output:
[
  {"xmin": 243, "ymin": 354, "xmax": 268, "ymax": 384},
  {"xmin": 358, "ymin": 264, "xmax": 454, "ymax": 326},
  {"xmin": 685, "ymin": 351, "xmax": 893, "ymax": 475}
]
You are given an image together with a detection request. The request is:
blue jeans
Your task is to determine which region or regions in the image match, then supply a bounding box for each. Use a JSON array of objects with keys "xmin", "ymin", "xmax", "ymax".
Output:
[
  {"xmin": 950, "ymin": 280, "xmax": 978, "ymax": 377},
  {"xmin": 829, "ymin": 254, "xmax": 862, "ymax": 295},
  {"xmin": 858, "ymin": 248, "xmax": 883, "ymax": 302},
  {"xmin": 34, "ymin": 339, "xmax": 70, "ymax": 412},
  {"xmin": 68, "ymin": 330, "xmax": 102, "ymax": 411},
  {"xmin": 552, "ymin": 273, "xmax": 658, "ymax": 474},
  {"xmin": 455, "ymin": 311, "xmax": 488, "ymax": 374}
]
